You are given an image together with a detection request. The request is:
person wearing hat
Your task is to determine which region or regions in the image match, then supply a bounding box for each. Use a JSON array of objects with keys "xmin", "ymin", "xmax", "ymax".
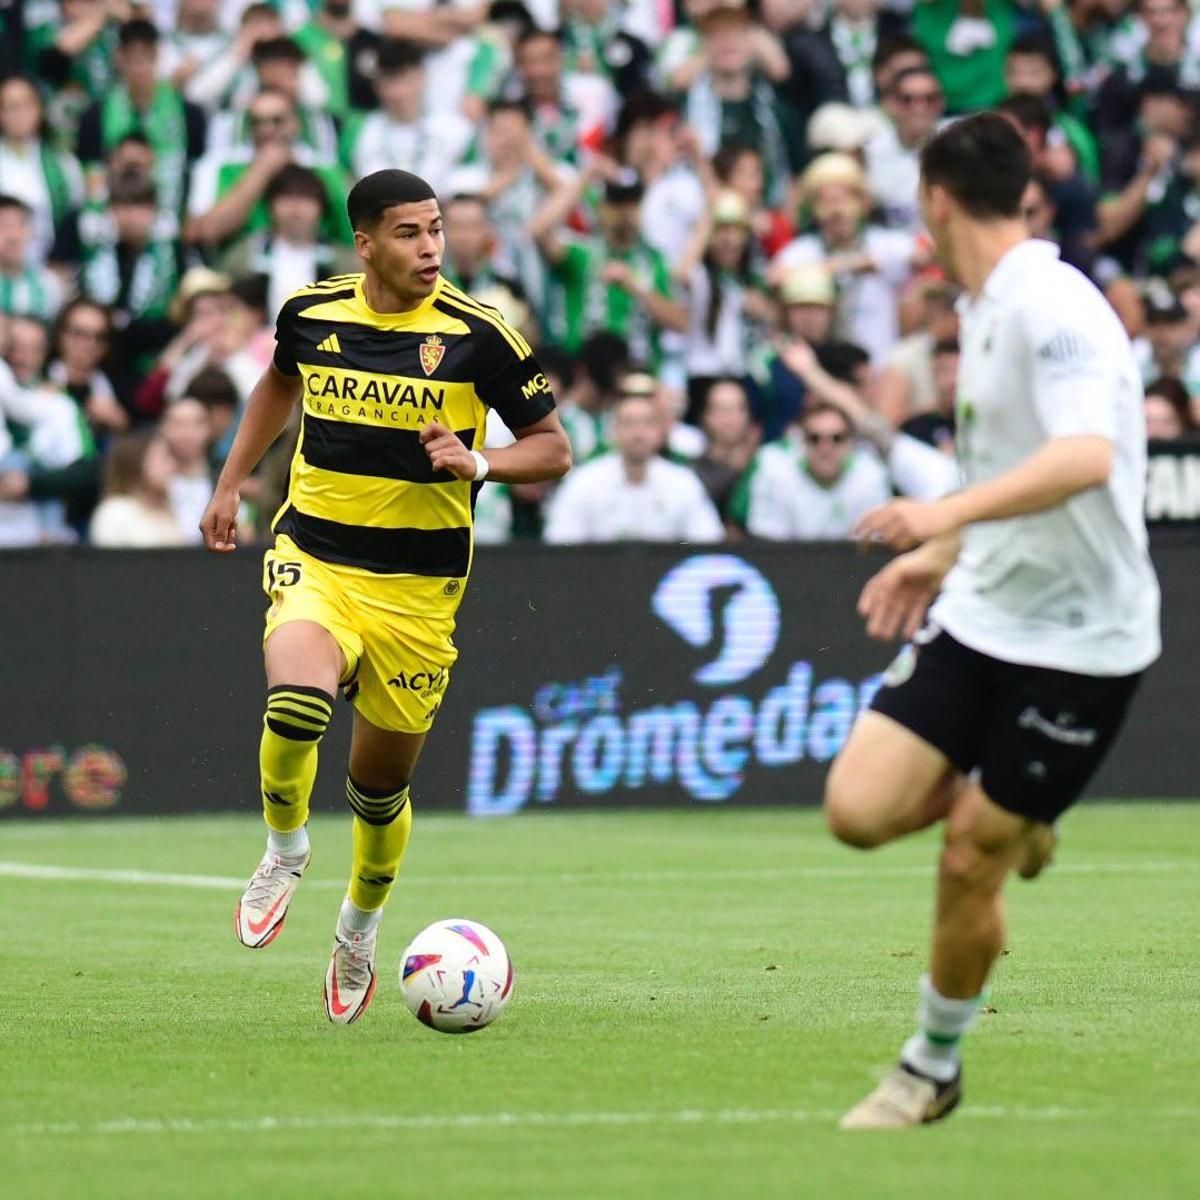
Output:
[
  {"xmin": 772, "ymin": 151, "xmax": 921, "ymax": 364},
  {"xmin": 748, "ymin": 263, "xmax": 838, "ymax": 441},
  {"xmin": 677, "ymin": 188, "xmax": 774, "ymax": 422},
  {"xmin": 530, "ymin": 160, "xmax": 688, "ymax": 370},
  {"xmin": 683, "ymin": 3, "xmax": 804, "ymax": 209}
]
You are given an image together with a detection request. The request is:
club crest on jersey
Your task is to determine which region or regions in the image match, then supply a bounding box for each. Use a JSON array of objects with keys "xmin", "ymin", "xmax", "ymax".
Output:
[{"xmin": 419, "ymin": 334, "xmax": 445, "ymax": 377}]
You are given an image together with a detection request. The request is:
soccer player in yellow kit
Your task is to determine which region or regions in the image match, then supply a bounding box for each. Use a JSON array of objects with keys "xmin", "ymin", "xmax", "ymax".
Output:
[{"xmin": 199, "ymin": 170, "xmax": 571, "ymax": 1023}]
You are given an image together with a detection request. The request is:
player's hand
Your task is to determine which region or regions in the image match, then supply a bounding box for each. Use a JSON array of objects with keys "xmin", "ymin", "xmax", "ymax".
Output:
[
  {"xmin": 419, "ymin": 420, "xmax": 478, "ymax": 480},
  {"xmin": 857, "ymin": 550, "xmax": 944, "ymax": 641},
  {"xmin": 200, "ymin": 486, "xmax": 240, "ymax": 552},
  {"xmin": 854, "ymin": 498, "xmax": 956, "ymax": 550}
]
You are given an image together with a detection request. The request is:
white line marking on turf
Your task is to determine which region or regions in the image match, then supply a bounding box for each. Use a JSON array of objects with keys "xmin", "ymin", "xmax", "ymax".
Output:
[
  {"xmin": 0, "ymin": 859, "xmax": 1192, "ymax": 891},
  {"xmin": 8, "ymin": 1105, "xmax": 1199, "ymax": 1139}
]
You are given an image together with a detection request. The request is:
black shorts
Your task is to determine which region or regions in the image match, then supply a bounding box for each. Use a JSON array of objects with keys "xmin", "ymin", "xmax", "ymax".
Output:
[{"xmin": 869, "ymin": 627, "xmax": 1142, "ymax": 823}]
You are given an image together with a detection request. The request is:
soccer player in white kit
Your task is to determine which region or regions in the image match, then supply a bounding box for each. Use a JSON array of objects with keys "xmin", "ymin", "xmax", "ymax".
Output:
[{"xmin": 825, "ymin": 113, "xmax": 1161, "ymax": 1129}]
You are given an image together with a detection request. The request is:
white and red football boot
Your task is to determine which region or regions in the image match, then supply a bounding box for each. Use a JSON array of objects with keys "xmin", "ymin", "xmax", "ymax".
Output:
[
  {"xmin": 324, "ymin": 927, "xmax": 378, "ymax": 1025},
  {"xmin": 234, "ymin": 850, "xmax": 309, "ymax": 948}
]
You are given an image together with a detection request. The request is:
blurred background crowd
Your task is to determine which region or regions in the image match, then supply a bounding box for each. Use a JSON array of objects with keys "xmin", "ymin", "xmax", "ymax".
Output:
[{"xmin": 2, "ymin": 0, "xmax": 1199, "ymax": 548}]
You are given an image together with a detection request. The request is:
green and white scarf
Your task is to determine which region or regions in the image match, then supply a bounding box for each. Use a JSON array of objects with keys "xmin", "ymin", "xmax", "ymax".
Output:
[
  {"xmin": 101, "ymin": 83, "xmax": 188, "ymax": 214},
  {"xmin": 81, "ymin": 241, "xmax": 178, "ymax": 320}
]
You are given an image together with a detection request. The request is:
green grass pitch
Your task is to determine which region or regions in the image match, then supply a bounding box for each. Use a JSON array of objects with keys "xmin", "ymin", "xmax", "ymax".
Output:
[{"xmin": 2, "ymin": 804, "xmax": 1197, "ymax": 1199}]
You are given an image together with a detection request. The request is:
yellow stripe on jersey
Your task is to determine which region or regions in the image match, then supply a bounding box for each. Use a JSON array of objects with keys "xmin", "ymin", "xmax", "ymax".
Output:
[
  {"xmin": 437, "ymin": 285, "xmax": 532, "ymax": 360},
  {"xmin": 299, "ymin": 365, "xmax": 480, "ymax": 431},
  {"xmin": 297, "ymin": 294, "xmax": 471, "ymax": 335},
  {"xmin": 290, "ymin": 452, "xmax": 473, "ymax": 531}
]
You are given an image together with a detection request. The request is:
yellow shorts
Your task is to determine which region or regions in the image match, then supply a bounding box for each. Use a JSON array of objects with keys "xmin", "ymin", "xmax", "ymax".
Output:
[{"xmin": 262, "ymin": 536, "xmax": 458, "ymax": 734}]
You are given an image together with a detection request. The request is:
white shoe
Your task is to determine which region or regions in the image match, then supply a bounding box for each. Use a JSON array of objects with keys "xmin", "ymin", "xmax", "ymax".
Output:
[
  {"xmin": 324, "ymin": 927, "xmax": 378, "ymax": 1024},
  {"xmin": 234, "ymin": 850, "xmax": 309, "ymax": 948},
  {"xmin": 839, "ymin": 1063, "xmax": 962, "ymax": 1130}
]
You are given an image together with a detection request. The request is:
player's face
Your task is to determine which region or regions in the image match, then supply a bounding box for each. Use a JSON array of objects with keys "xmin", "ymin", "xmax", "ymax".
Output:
[{"xmin": 357, "ymin": 199, "xmax": 444, "ymax": 303}]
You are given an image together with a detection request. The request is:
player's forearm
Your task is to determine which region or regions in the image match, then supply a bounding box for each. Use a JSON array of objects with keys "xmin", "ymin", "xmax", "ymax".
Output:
[
  {"xmin": 214, "ymin": 367, "xmax": 300, "ymax": 492},
  {"xmin": 483, "ymin": 430, "xmax": 572, "ymax": 484},
  {"xmin": 940, "ymin": 436, "xmax": 1113, "ymax": 528},
  {"xmin": 913, "ymin": 530, "xmax": 962, "ymax": 579}
]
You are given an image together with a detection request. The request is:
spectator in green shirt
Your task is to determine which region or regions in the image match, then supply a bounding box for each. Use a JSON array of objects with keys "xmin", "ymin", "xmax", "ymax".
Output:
[
  {"xmin": 531, "ymin": 164, "xmax": 689, "ymax": 369},
  {"xmin": 913, "ymin": 0, "xmax": 1016, "ymax": 112},
  {"xmin": 292, "ymin": 0, "xmax": 381, "ymax": 122},
  {"xmin": 185, "ymin": 89, "xmax": 352, "ymax": 252}
]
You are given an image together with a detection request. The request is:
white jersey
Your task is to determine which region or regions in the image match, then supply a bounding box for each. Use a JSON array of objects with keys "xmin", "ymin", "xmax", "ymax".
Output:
[
  {"xmin": 932, "ymin": 240, "xmax": 1160, "ymax": 676},
  {"xmin": 543, "ymin": 452, "xmax": 723, "ymax": 544}
]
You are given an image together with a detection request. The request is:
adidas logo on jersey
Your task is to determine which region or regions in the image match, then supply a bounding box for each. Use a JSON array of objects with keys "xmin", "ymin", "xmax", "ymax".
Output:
[{"xmin": 316, "ymin": 333, "xmax": 341, "ymax": 354}]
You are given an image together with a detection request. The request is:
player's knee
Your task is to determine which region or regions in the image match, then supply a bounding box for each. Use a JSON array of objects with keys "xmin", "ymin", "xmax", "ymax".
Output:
[
  {"xmin": 264, "ymin": 685, "xmax": 335, "ymax": 744},
  {"xmin": 823, "ymin": 770, "xmax": 891, "ymax": 850},
  {"xmin": 938, "ymin": 827, "xmax": 1008, "ymax": 891},
  {"xmin": 346, "ymin": 775, "xmax": 411, "ymax": 825}
]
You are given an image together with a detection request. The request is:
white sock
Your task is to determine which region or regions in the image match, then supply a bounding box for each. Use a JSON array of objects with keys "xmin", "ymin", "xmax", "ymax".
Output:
[
  {"xmin": 900, "ymin": 973, "xmax": 983, "ymax": 1083},
  {"xmin": 339, "ymin": 897, "xmax": 382, "ymax": 936},
  {"xmin": 267, "ymin": 824, "xmax": 310, "ymax": 859}
]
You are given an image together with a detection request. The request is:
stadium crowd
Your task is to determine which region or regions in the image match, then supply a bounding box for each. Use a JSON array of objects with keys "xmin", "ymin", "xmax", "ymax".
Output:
[{"xmin": 1, "ymin": 0, "xmax": 1199, "ymax": 548}]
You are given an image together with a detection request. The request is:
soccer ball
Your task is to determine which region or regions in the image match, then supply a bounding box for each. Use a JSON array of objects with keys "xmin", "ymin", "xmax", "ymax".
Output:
[{"xmin": 399, "ymin": 918, "xmax": 513, "ymax": 1033}]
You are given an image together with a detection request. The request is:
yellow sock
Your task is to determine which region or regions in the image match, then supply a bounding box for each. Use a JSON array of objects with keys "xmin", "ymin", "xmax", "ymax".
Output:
[
  {"xmin": 346, "ymin": 778, "xmax": 412, "ymax": 910},
  {"xmin": 260, "ymin": 686, "xmax": 334, "ymax": 833}
]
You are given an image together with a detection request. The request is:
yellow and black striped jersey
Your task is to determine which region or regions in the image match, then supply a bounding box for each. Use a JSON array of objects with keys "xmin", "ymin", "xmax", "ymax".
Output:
[{"xmin": 270, "ymin": 273, "xmax": 554, "ymax": 579}]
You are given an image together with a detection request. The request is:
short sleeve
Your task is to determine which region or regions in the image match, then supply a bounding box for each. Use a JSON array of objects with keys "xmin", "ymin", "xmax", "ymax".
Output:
[
  {"xmin": 272, "ymin": 299, "xmax": 300, "ymax": 377},
  {"xmin": 1023, "ymin": 306, "xmax": 1119, "ymax": 441},
  {"xmin": 473, "ymin": 319, "xmax": 556, "ymax": 431}
]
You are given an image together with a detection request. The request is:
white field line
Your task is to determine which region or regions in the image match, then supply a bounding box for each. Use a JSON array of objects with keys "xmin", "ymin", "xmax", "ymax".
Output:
[
  {"xmin": 0, "ymin": 859, "xmax": 1192, "ymax": 892},
  {"xmin": 6, "ymin": 1104, "xmax": 1199, "ymax": 1139}
]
